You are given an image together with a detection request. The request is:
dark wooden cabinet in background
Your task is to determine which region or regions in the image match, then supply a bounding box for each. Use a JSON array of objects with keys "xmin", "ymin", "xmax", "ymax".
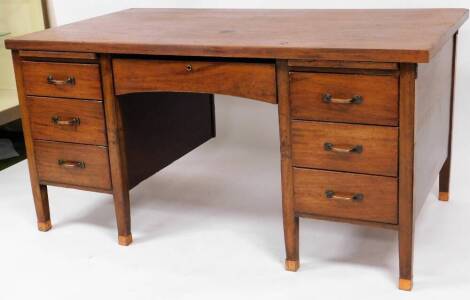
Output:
[{"xmin": 5, "ymin": 8, "xmax": 468, "ymax": 291}]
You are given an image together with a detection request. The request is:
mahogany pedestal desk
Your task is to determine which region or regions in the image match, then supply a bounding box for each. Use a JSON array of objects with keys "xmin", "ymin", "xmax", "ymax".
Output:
[{"xmin": 5, "ymin": 8, "xmax": 468, "ymax": 290}]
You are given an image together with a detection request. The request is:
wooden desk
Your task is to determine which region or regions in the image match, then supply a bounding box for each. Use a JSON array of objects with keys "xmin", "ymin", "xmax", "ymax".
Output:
[{"xmin": 5, "ymin": 8, "xmax": 468, "ymax": 290}]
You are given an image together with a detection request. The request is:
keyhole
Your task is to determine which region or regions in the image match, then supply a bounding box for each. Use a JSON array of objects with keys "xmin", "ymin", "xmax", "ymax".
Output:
[{"xmin": 186, "ymin": 64, "xmax": 192, "ymax": 72}]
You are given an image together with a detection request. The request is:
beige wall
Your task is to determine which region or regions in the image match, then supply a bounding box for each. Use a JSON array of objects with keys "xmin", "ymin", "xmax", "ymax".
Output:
[{"xmin": 0, "ymin": 0, "xmax": 45, "ymax": 90}]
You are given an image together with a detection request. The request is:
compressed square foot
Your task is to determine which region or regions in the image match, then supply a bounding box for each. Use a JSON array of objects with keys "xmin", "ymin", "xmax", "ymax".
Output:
[
  {"xmin": 285, "ymin": 259, "xmax": 300, "ymax": 272},
  {"xmin": 37, "ymin": 220, "xmax": 52, "ymax": 232},
  {"xmin": 118, "ymin": 234, "xmax": 133, "ymax": 246},
  {"xmin": 439, "ymin": 192, "xmax": 449, "ymax": 201},
  {"xmin": 399, "ymin": 278, "xmax": 413, "ymax": 291}
]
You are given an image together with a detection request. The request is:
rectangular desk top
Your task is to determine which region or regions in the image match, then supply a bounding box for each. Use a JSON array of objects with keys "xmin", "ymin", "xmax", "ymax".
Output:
[{"xmin": 5, "ymin": 8, "xmax": 469, "ymax": 63}]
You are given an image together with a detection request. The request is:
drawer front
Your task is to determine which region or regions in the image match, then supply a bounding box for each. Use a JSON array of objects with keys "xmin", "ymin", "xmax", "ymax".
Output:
[
  {"xmin": 290, "ymin": 72, "xmax": 398, "ymax": 126},
  {"xmin": 35, "ymin": 140, "xmax": 111, "ymax": 190},
  {"xmin": 113, "ymin": 59, "xmax": 277, "ymax": 103},
  {"xmin": 22, "ymin": 61, "xmax": 102, "ymax": 100},
  {"xmin": 291, "ymin": 121, "xmax": 398, "ymax": 177},
  {"xmin": 28, "ymin": 97, "xmax": 107, "ymax": 145},
  {"xmin": 293, "ymin": 168, "xmax": 398, "ymax": 224}
]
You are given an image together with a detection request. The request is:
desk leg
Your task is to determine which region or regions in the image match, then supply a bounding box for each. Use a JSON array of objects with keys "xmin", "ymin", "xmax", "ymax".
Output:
[
  {"xmin": 12, "ymin": 51, "xmax": 52, "ymax": 232},
  {"xmin": 398, "ymin": 63, "xmax": 416, "ymax": 291},
  {"xmin": 277, "ymin": 60, "xmax": 299, "ymax": 271},
  {"xmin": 439, "ymin": 32, "xmax": 458, "ymax": 202},
  {"xmin": 33, "ymin": 185, "xmax": 51, "ymax": 232},
  {"xmin": 100, "ymin": 54, "xmax": 132, "ymax": 246}
]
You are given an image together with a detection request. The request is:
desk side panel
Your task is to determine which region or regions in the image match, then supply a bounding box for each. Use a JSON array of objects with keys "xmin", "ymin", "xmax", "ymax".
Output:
[
  {"xmin": 118, "ymin": 92, "xmax": 215, "ymax": 189},
  {"xmin": 413, "ymin": 36, "xmax": 454, "ymax": 219}
]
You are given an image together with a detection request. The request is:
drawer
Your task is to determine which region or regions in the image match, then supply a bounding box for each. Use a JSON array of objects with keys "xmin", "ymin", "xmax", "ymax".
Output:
[
  {"xmin": 113, "ymin": 59, "xmax": 277, "ymax": 103},
  {"xmin": 293, "ymin": 168, "xmax": 398, "ymax": 224},
  {"xmin": 28, "ymin": 97, "xmax": 107, "ymax": 145},
  {"xmin": 22, "ymin": 61, "xmax": 102, "ymax": 100},
  {"xmin": 290, "ymin": 72, "xmax": 398, "ymax": 126},
  {"xmin": 291, "ymin": 121, "xmax": 398, "ymax": 177},
  {"xmin": 35, "ymin": 140, "xmax": 111, "ymax": 190}
]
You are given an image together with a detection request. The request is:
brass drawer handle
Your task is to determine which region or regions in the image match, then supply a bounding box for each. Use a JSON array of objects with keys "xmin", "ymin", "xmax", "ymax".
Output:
[
  {"xmin": 325, "ymin": 190, "xmax": 364, "ymax": 202},
  {"xmin": 322, "ymin": 93, "xmax": 363, "ymax": 104},
  {"xmin": 51, "ymin": 116, "xmax": 80, "ymax": 126},
  {"xmin": 185, "ymin": 64, "xmax": 192, "ymax": 72},
  {"xmin": 58, "ymin": 160, "xmax": 86, "ymax": 169},
  {"xmin": 324, "ymin": 142, "xmax": 363, "ymax": 154},
  {"xmin": 47, "ymin": 75, "xmax": 76, "ymax": 86}
]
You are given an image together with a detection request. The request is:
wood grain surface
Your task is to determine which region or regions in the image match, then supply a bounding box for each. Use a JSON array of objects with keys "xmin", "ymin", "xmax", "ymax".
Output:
[
  {"xmin": 291, "ymin": 121, "xmax": 398, "ymax": 177},
  {"xmin": 277, "ymin": 60, "xmax": 300, "ymax": 268},
  {"xmin": 288, "ymin": 60, "xmax": 398, "ymax": 70},
  {"xmin": 439, "ymin": 33, "xmax": 458, "ymax": 201},
  {"xmin": 28, "ymin": 96, "xmax": 107, "ymax": 145},
  {"xmin": 12, "ymin": 51, "xmax": 52, "ymax": 229},
  {"xmin": 398, "ymin": 63, "xmax": 416, "ymax": 289},
  {"xmin": 113, "ymin": 59, "xmax": 277, "ymax": 103},
  {"xmin": 19, "ymin": 50, "xmax": 97, "ymax": 60},
  {"xmin": 22, "ymin": 61, "xmax": 102, "ymax": 100},
  {"xmin": 414, "ymin": 38, "xmax": 454, "ymax": 215},
  {"xmin": 290, "ymin": 72, "xmax": 398, "ymax": 125},
  {"xmin": 5, "ymin": 8, "xmax": 468, "ymax": 62},
  {"xmin": 293, "ymin": 168, "xmax": 398, "ymax": 224},
  {"xmin": 34, "ymin": 140, "xmax": 111, "ymax": 190},
  {"xmin": 100, "ymin": 54, "xmax": 132, "ymax": 244}
]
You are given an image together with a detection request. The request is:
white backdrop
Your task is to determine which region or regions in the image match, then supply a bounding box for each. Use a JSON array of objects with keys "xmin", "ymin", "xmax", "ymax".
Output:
[{"xmin": 1, "ymin": 1, "xmax": 469, "ymax": 299}]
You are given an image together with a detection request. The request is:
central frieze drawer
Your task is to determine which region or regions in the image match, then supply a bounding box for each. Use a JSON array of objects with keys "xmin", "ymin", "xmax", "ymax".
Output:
[
  {"xmin": 28, "ymin": 96, "xmax": 107, "ymax": 145},
  {"xmin": 290, "ymin": 72, "xmax": 398, "ymax": 126},
  {"xmin": 22, "ymin": 61, "xmax": 102, "ymax": 100},
  {"xmin": 291, "ymin": 121, "xmax": 398, "ymax": 177},
  {"xmin": 112, "ymin": 59, "xmax": 277, "ymax": 103},
  {"xmin": 293, "ymin": 168, "xmax": 398, "ymax": 224}
]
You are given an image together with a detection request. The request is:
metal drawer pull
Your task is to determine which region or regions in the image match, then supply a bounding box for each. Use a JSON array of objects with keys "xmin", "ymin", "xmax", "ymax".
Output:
[
  {"xmin": 325, "ymin": 190, "xmax": 364, "ymax": 202},
  {"xmin": 324, "ymin": 142, "xmax": 363, "ymax": 153},
  {"xmin": 51, "ymin": 116, "xmax": 80, "ymax": 126},
  {"xmin": 47, "ymin": 75, "xmax": 76, "ymax": 86},
  {"xmin": 322, "ymin": 93, "xmax": 363, "ymax": 104},
  {"xmin": 185, "ymin": 64, "xmax": 192, "ymax": 72},
  {"xmin": 58, "ymin": 160, "xmax": 86, "ymax": 169}
]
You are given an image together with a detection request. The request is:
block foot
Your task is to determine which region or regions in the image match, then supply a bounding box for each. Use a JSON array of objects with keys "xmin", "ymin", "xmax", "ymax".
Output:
[
  {"xmin": 37, "ymin": 220, "xmax": 52, "ymax": 232},
  {"xmin": 118, "ymin": 234, "xmax": 133, "ymax": 246},
  {"xmin": 399, "ymin": 278, "xmax": 413, "ymax": 291},
  {"xmin": 439, "ymin": 192, "xmax": 449, "ymax": 201},
  {"xmin": 285, "ymin": 259, "xmax": 300, "ymax": 272}
]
